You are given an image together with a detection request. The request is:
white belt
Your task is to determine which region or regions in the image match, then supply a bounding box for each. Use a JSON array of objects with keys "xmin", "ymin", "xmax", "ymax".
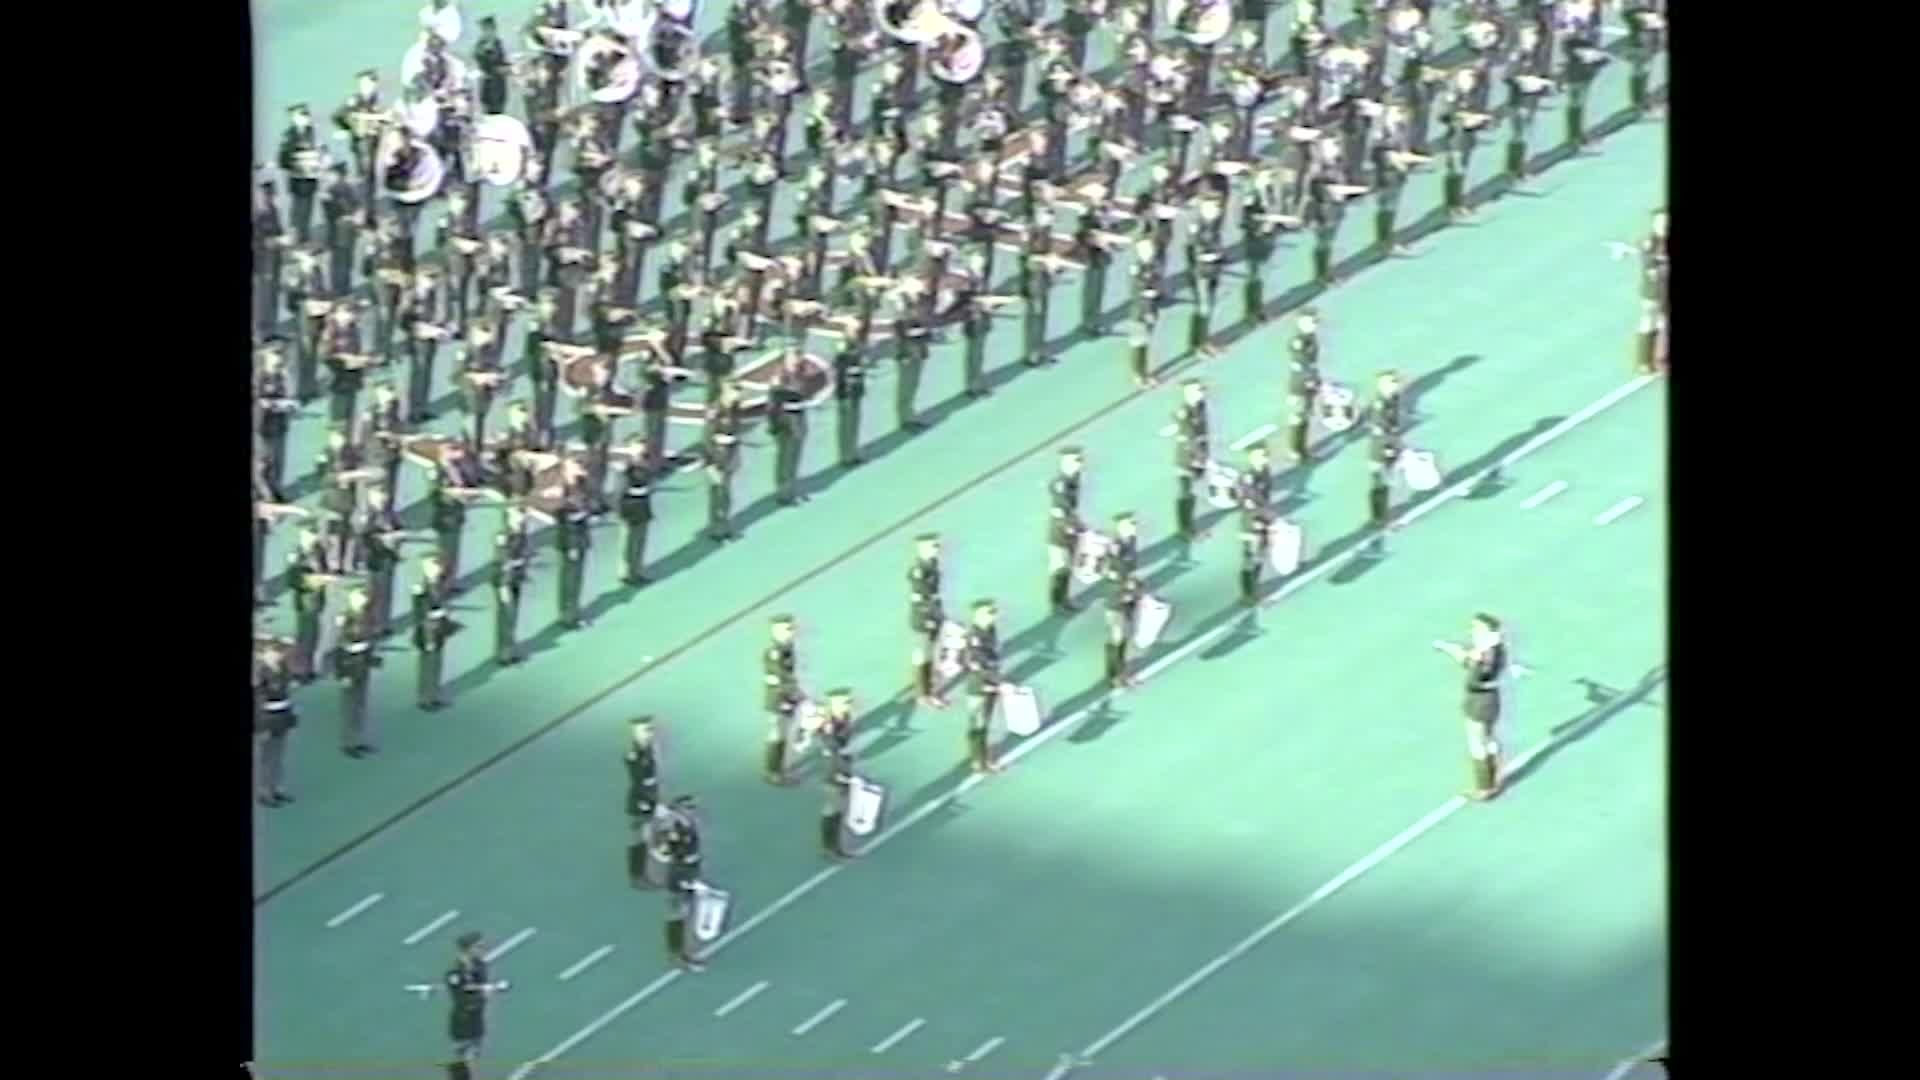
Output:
[
  {"xmin": 346, "ymin": 642, "xmax": 372, "ymax": 653},
  {"xmin": 263, "ymin": 700, "xmax": 292, "ymax": 711}
]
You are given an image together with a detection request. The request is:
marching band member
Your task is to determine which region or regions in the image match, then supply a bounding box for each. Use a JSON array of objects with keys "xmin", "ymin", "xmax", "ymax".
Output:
[
  {"xmin": 908, "ymin": 533, "xmax": 949, "ymax": 709},
  {"xmin": 833, "ymin": 329, "xmax": 869, "ymax": 466},
  {"xmin": 1286, "ymin": 311, "xmax": 1321, "ymax": 465},
  {"xmin": 473, "ymin": 16, "xmax": 511, "ymax": 116},
  {"xmin": 318, "ymin": 424, "xmax": 368, "ymax": 569},
  {"xmin": 400, "ymin": 268, "xmax": 447, "ymax": 422},
  {"xmin": 818, "ymin": 688, "xmax": 859, "ymax": 860},
  {"xmin": 762, "ymin": 615, "xmax": 802, "ymax": 784},
  {"xmin": 527, "ymin": 289, "xmax": 564, "ymax": 443},
  {"xmin": 1559, "ymin": 0, "xmax": 1606, "ymax": 148},
  {"xmin": 331, "ymin": 70, "xmax": 384, "ymax": 219},
  {"xmin": 411, "ymin": 553, "xmax": 456, "ymax": 711},
  {"xmin": 335, "ymin": 587, "xmax": 382, "ymax": 756},
  {"xmin": 555, "ymin": 463, "xmax": 595, "ymax": 629},
  {"xmin": 253, "ymin": 642, "xmax": 298, "ymax": 808},
  {"xmin": 963, "ymin": 599, "xmax": 1004, "ymax": 773},
  {"xmin": 1371, "ymin": 103, "xmax": 1418, "ymax": 253},
  {"xmin": 1186, "ymin": 195, "xmax": 1228, "ymax": 354},
  {"xmin": 1128, "ymin": 305, "xmax": 1160, "ymax": 389},
  {"xmin": 358, "ymin": 486, "xmax": 404, "ymax": 638},
  {"xmin": 1503, "ymin": 24, "xmax": 1551, "ymax": 182},
  {"xmin": 364, "ymin": 382, "xmax": 408, "ymax": 499},
  {"xmin": 436, "ymin": 189, "xmax": 481, "ymax": 334},
  {"xmin": 1434, "ymin": 613, "xmax": 1510, "ymax": 801},
  {"xmin": 570, "ymin": 359, "xmax": 621, "ymax": 515},
  {"xmin": 704, "ymin": 379, "xmax": 745, "ymax": 542},
  {"xmin": 1624, "ymin": 2, "xmax": 1665, "ymax": 116},
  {"xmin": 771, "ymin": 349, "xmax": 813, "ymax": 505},
  {"xmin": 253, "ymin": 173, "xmax": 286, "ymax": 337},
  {"xmin": 624, "ymin": 717, "xmax": 660, "ymax": 886},
  {"xmin": 660, "ymin": 795, "xmax": 707, "ymax": 971},
  {"xmin": 287, "ymin": 527, "xmax": 334, "ymax": 682},
  {"xmin": 493, "ymin": 504, "xmax": 533, "ymax": 664},
  {"xmin": 1101, "ymin": 513, "xmax": 1145, "ymax": 691},
  {"xmin": 321, "ymin": 161, "xmax": 362, "ymax": 298},
  {"xmin": 443, "ymin": 930, "xmax": 511, "ymax": 1080},
  {"xmin": 894, "ymin": 311, "xmax": 933, "ymax": 434},
  {"xmin": 430, "ymin": 440, "xmax": 487, "ymax": 583},
  {"xmin": 459, "ymin": 318, "xmax": 505, "ymax": 449},
  {"xmin": 254, "ymin": 343, "xmax": 295, "ymax": 500},
  {"xmin": 1047, "ymin": 447, "xmax": 1088, "ymax": 614},
  {"xmin": 277, "ymin": 105, "xmax": 323, "ymax": 244},
  {"xmin": 1242, "ymin": 170, "xmax": 1285, "ymax": 321},
  {"xmin": 1236, "ymin": 442, "xmax": 1275, "ymax": 606},
  {"xmin": 1165, "ymin": 379, "xmax": 1211, "ymax": 551},
  {"xmin": 615, "ymin": 434, "xmax": 656, "ymax": 586},
  {"xmin": 1366, "ymin": 368, "xmax": 1406, "ymax": 535},
  {"xmin": 510, "ymin": 184, "xmax": 549, "ymax": 298}
]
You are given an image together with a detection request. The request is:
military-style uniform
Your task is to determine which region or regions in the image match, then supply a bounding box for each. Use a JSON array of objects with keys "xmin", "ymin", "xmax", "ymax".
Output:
[
  {"xmin": 704, "ymin": 395, "xmax": 743, "ymax": 541},
  {"xmin": 1102, "ymin": 530, "xmax": 1143, "ymax": 687},
  {"xmin": 493, "ymin": 518, "xmax": 531, "ymax": 664},
  {"xmin": 359, "ymin": 514, "xmax": 402, "ymax": 638},
  {"xmin": 254, "ymin": 657, "xmax": 298, "ymax": 805},
  {"xmin": 908, "ymin": 552, "xmax": 944, "ymax": 702},
  {"xmin": 1287, "ymin": 329, "xmax": 1321, "ymax": 461},
  {"xmin": 818, "ymin": 702, "xmax": 856, "ymax": 858},
  {"xmin": 1237, "ymin": 459, "xmax": 1276, "ymax": 605},
  {"xmin": 894, "ymin": 316, "xmax": 931, "ymax": 433},
  {"xmin": 962, "ymin": 295, "xmax": 993, "ymax": 398},
  {"xmin": 964, "ymin": 615, "xmax": 1002, "ymax": 772},
  {"xmin": 1368, "ymin": 386, "xmax": 1406, "ymax": 530},
  {"xmin": 762, "ymin": 637, "xmax": 800, "ymax": 782},
  {"xmin": 1462, "ymin": 639, "xmax": 1508, "ymax": 798},
  {"xmin": 287, "ymin": 540, "xmax": 332, "ymax": 680},
  {"xmin": 555, "ymin": 495, "xmax": 593, "ymax": 629},
  {"xmin": 445, "ymin": 949, "xmax": 493, "ymax": 1068},
  {"xmin": 1186, "ymin": 207, "xmax": 1227, "ymax": 351},
  {"xmin": 833, "ymin": 345, "xmax": 867, "ymax": 466},
  {"xmin": 660, "ymin": 804, "xmax": 704, "ymax": 968},
  {"xmin": 617, "ymin": 456, "xmax": 655, "ymax": 585},
  {"xmin": 1624, "ymin": 4, "xmax": 1665, "ymax": 114},
  {"xmin": 1046, "ymin": 464, "xmax": 1084, "ymax": 613},
  {"xmin": 624, "ymin": 728, "xmax": 660, "ymax": 886},
  {"xmin": 334, "ymin": 604, "xmax": 379, "ymax": 754},
  {"xmin": 1172, "ymin": 397, "xmax": 1210, "ymax": 542},
  {"xmin": 1243, "ymin": 194, "xmax": 1280, "ymax": 319},
  {"xmin": 412, "ymin": 570, "xmax": 455, "ymax": 709},
  {"xmin": 1562, "ymin": 12, "xmax": 1604, "ymax": 147},
  {"xmin": 430, "ymin": 458, "xmax": 477, "ymax": 583},
  {"xmin": 255, "ymin": 364, "xmax": 295, "ymax": 499},
  {"xmin": 770, "ymin": 365, "xmax": 810, "ymax": 504}
]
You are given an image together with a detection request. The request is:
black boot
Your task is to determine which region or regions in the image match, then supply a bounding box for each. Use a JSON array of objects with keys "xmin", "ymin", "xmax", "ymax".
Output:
[
  {"xmin": 820, "ymin": 813, "xmax": 844, "ymax": 856},
  {"xmin": 1444, "ymin": 172, "xmax": 1466, "ymax": 215},
  {"xmin": 1176, "ymin": 494, "xmax": 1197, "ymax": 540},
  {"xmin": 1050, "ymin": 569, "xmax": 1078, "ymax": 612},
  {"xmin": 1312, "ymin": 241, "xmax": 1333, "ymax": 283},
  {"xmin": 665, "ymin": 918, "xmax": 685, "ymax": 963},
  {"xmin": 1289, "ymin": 418, "xmax": 1309, "ymax": 460},
  {"xmin": 446, "ymin": 1062, "xmax": 472, "ymax": 1080},
  {"xmin": 1239, "ymin": 567, "xmax": 1258, "ymax": 606},
  {"xmin": 1505, "ymin": 139, "xmax": 1527, "ymax": 178},
  {"xmin": 1567, "ymin": 105, "xmax": 1585, "ymax": 146},
  {"xmin": 1374, "ymin": 209, "xmax": 1395, "ymax": 249},
  {"xmin": 967, "ymin": 728, "xmax": 991, "ymax": 771},
  {"xmin": 763, "ymin": 739, "xmax": 786, "ymax": 783},
  {"xmin": 914, "ymin": 661, "xmax": 934, "ymax": 700},
  {"xmin": 1104, "ymin": 642, "xmax": 1123, "ymax": 685},
  {"xmin": 1369, "ymin": 481, "xmax": 1391, "ymax": 529},
  {"xmin": 627, "ymin": 841, "xmax": 651, "ymax": 887}
]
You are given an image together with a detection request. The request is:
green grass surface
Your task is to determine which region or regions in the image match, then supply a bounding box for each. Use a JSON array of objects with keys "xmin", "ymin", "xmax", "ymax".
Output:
[{"xmin": 254, "ymin": 5, "xmax": 1667, "ymax": 1077}]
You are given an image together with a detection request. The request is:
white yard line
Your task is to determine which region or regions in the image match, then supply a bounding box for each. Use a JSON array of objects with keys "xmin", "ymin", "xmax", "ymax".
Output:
[
  {"xmin": 791, "ymin": 998, "xmax": 847, "ymax": 1037},
  {"xmin": 870, "ymin": 1017, "xmax": 926, "ymax": 1054},
  {"xmin": 1232, "ymin": 424, "xmax": 1277, "ymax": 451},
  {"xmin": 966, "ymin": 1036, "xmax": 1006, "ymax": 1062},
  {"xmin": 557, "ymin": 946, "xmax": 615, "ymax": 982},
  {"xmin": 402, "ymin": 909, "xmax": 460, "ymax": 946},
  {"xmin": 510, "ymin": 375, "xmax": 1660, "ymax": 1080},
  {"xmin": 324, "ymin": 893, "xmax": 384, "ymax": 929},
  {"xmin": 1602, "ymin": 1037, "xmax": 1669, "ymax": 1080},
  {"xmin": 484, "ymin": 928, "xmax": 537, "ymax": 963},
  {"xmin": 1594, "ymin": 496, "xmax": 1644, "ymax": 526},
  {"xmin": 713, "ymin": 980, "xmax": 770, "ymax": 1018},
  {"xmin": 1520, "ymin": 480, "xmax": 1568, "ymax": 509}
]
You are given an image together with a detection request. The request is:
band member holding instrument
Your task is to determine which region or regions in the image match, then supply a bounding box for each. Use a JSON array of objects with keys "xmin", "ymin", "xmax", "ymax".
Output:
[
  {"xmin": 359, "ymin": 487, "xmax": 404, "ymax": 638},
  {"xmin": 254, "ymin": 643, "xmax": 298, "ymax": 808},
  {"xmin": 818, "ymin": 688, "xmax": 858, "ymax": 859},
  {"xmin": 1165, "ymin": 380, "xmax": 1211, "ymax": 550},
  {"xmin": 1624, "ymin": 3, "xmax": 1664, "ymax": 116},
  {"xmin": 704, "ymin": 380, "xmax": 745, "ymax": 542},
  {"xmin": 335, "ymin": 586, "xmax": 381, "ymax": 757},
  {"xmin": 332, "ymin": 70, "xmax": 384, "ymax": 220},
  {"xmin": 963, "ymin": 599, "xmax": 1004, "ymax": 774},
  {"xmin": 284, "ymin": 520, "xmax": 332, "ymax": 653},
  {"xmin": 493, "ymin": 401, "xmax": 543, "ymax": 498},
  {"xmin": 1435, "ymin": 613, "xmax": 1509, "ymax": 801},
  {"xmin": 555, "ymin": 471, "xmax": 594, "ymax": 631},
  {"xmin": 1186, "ymin": 196, "xmax": 1227, "ymax": 354},
  {"xmin": 1560, "ymin": 5, "xmax": 1605, "ymax": 148},
  {"xmin": 364, "ymin": 383, "xmax": 407, "ymax": 497},
  {"xmin": 962, "ymin": 284, "xmax": 996, "ymax": 400},
  {"xmin": 432, "ymin": 441, "xmax": 486, "ymax": 583},
  {"xmin": 475, "ymin": 16, "xmax": 511, "ymax": 115},
  {"xmin": 1503, "ymin": 25, "xmax": 1550, "ymax": 182},
  {"xmin": 318, "ymin": 425, "xmax": 368, "ymax": 568},
  {"xmin": 492, "ymin": 504, "xmax": 532, "ymax": 665},
  {"xmin": 526, "ymin": 290, "xmax": 565, "ymax": 444},
  {"xmin": 1440, "ymin": 69, "xmax": 1489, "ymax": 220},
  {"xmin": 278, "ymin": 105, "xmax": 323, "ymax": 244},
  {"xmin": 1047, "ymin": 447, "xmax": 1086, "ymax": 614},
  {"xmin": 444, "ymin": 930, "xmax": 511, "ymax": 1080},
  {"xmin": 321, "ymin": 161, "xmax": 362, "ymax": 298},
  {"xmin": 412, "ymin": 554, "xmax": 456, "ymax": 711},
  {"xmin": 762, "ymin": 615, "xmax": 801, "ymax": 784},
  {"xmin": 660, "ymin": 795, "xmax": 707, "ymax": 971},
  {"xmin": 612, "ymin": 434, "xmax": 656, "ymax": 587},
  {"xmin": 1236, "ymin": 442, "xmax": 1275, "ymax": 606},
  {"xmin": 908, "ymin": 533, "xmax": 949, "ymax": 709},
  {"xmin": 833, "ymin": 334, "xmax": 868, "ymax": 468},
  {"xmin": 1243, "ymin": 174, "xmax": 1282, "ymax": 321},
  {"xmin": 894, "ymin": 313, "xmax": 932, "ymax": 435},
  {"xmin": 771, "ymin": 349, "xmax": 812, "ymax": 506},
  {"xmin": 624, "ymin": 717, "xmax": 660, "ymax": 886},
  {"xmin": 1287, "ymin": 311, "xmax": 1321, "ymax": 462},
  {"xmin": 254, "ymin": 173, "xmax": 286, "ymax": 336},
  {"xmin": 1372, "ymin": 104, "xmax": 1416, "ymax": 252},
  {"xmin": 401, "ymin": 269, "xmax": 447, "ymax": 421},
  {"xmin": 571, "ymin": 361, "xmax": 621, "ymax": 516},
  {"xmin": 255, "ymin": 344, "xmax": 296, "ymax": 499},
  {"xmin": 459, "ymin": 319, "xmax": 505, "ymax": 449},
  {"xmin": 1367, "ymin": 369, "xmax": 1406, "ymax": 535},
  {"xmin": 1102, "ymin": 512, "xmax": 1144, "ymax": 690},
  {"xmin": 437, "ymin": 189, "xmax": 481, "ymax": 334}
]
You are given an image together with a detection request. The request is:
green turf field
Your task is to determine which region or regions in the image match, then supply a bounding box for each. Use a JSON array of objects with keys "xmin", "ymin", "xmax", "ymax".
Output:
[{"xmin": 254, "ymin": 4, "xmax": 1667, "ymax": 1078}]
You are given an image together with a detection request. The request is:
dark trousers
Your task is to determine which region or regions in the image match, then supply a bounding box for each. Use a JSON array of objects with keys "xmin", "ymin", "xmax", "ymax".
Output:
[
  {"xmin": 558, "ymin": 551, "xmax": 587, "ymax": 626},
  {"xmin": 408, "ymin": 343, "xmax": 438, "ymax": 420},
  {"xmin": 836, "ymin": 396, "xmax": 863, "ymax": 465},
  {"xmin": 416, "ymin": 646, "xmax": 445, "ymax": 706},
  {"xmin": 369, "ymin": 565, "xmax": 396, "ymax": 637},
  {"xmin": 623, "ymin": 518, "xmax": 651, "ymax": 581},
  {"xmin": 894, "ymin": 355, "xmax": 924, "ymax": 429},
  {"xmin": 290, "ymin": 181, "xmax": 319, "ymax": 244},
  {"xmin": 437, "ymin": 524, "xmax": 464, "ymax": 585},
  {"xmin": 495, "ymin": 584, "xmax": 522, "ymax": 661},
  {"xmin": 644, "ymin": 408, "xmax": 669, "ymax": 468},
  {"xmin": 707, "ymin": 472, "xmax": 734, "ymax": 537}
]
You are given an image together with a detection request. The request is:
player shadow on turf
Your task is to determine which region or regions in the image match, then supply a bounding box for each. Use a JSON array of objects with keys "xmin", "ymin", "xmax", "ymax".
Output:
[
  {"xmin": 1506, "ymin": 664, "xmax": 1669, "ymax": 791},
  {"xmin": 1065, "ymin": 698, "xmax": 1129, "ymax": 744}
]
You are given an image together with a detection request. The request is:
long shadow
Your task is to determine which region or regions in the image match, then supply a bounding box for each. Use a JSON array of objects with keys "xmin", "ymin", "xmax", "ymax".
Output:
[{"xmin": 1506, "ymin": 663, "xmax": 1669, "ymax": 790}]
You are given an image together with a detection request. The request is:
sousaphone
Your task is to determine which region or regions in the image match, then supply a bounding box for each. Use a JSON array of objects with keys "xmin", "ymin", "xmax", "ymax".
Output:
[
  {"xmin": 929, "ymin": 26, "xmax": 985, "ymax": 83},
  {"xmin": 574, "ymin": 32, "xmax": 643, "ymax": 103},
  {"xmin": 1166, "ymin": 0, "xmax": 1233, "ymax": 46},
  {"xmin": 639, "ymin": 14, "xmax": 699, "ymax": 82},
  {"xmin": 875, "ymin": 0, "xmax": 959, "ymax": 46},
  {"xmin": 382, "ymin": 137, "xmax": 446, "ymax": 205}
]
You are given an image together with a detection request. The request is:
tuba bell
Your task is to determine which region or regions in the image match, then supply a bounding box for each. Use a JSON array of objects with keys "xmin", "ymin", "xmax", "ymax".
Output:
[
  {"xmin": 1166, "ymin": 0, "xmax": 1233, "ymax": 46},
  {"xmin": 472, "ymin": 114, "xmax": 534, "ymax": 187},
  {"xmin": 1313, "ymin": 382, "xmax": 1358, "ymax": 433},
  {"xmin": 575, "ymin": 33, "xmax": 643, "ymax": 103},
  {"xmin": 380, "ymin": 136, "xmax": 446, "ymax": 204},
  {"xmin": 929, "ymin": 26, "xmax": 986, "ymax": 84},
  {"xmin": 876, "ymin": 0, "xmax": 962, "ymax": 46}
]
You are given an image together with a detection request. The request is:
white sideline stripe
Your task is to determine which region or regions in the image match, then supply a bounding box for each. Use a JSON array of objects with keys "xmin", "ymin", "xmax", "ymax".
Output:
[
  {"xmin": 1520, "ymin": 480, "xmax": 1568, "ymax": 509},
  {"xmin": 967, "ymin": 1036, "xmax": 1006, "ymax": 1062},
  {"xmin": 1602, "ymin": 1037, "xmax": 1669, "ymax": 1080},
  {"xmin": 558, "ymin": 946, "xmax": 615, "ymax": 982},
  {"xmin": 713, "ymin": 980, "xmax": 770, "ymax": 1017},
  {"xmin": 791, "ymin": 998, "xmax": 847, "ymax": 1036},
  {"xmin": 325, "ymin": 893, "xmax": 384, "ymax": 928},
  {"xmin": 511, "ymin": 375, "xmax": 1659, "ymax": 1080},
  {"xmin": 402, "ymin": 909, "xmax": 460, "ymax": 946},
  {"xmin": 1232, "ymin": 424, "xmax": 1277, "ymax": 450},
  {"xmin": 485, "ymin": 928, "xmax": 537, "ymax": 963},
  {"xmin": 1042, "ymin": 725, "xmax": 1632, "ymax": 1079},
  {"xmin": 1594, "ymin": 496, "xmax": 1644, "ymax": 526},
  {"xmin": 870, "ymin": 1017, "xmax": 926, "ymax": 1054}
]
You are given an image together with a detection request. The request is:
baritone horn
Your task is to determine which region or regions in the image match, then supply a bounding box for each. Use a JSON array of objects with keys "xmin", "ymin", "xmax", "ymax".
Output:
[
  {"xmin": 473, "ymin": 114, "xmax": 534, "ymax": 187},
  {"xmin": 575, "ymin": 33, "xmax": 643, "ymax": 103},
  {"xmin": 382, "ymin": 138, "xmax": 446, "ymax": 204},
  {"xmin": 1166, "ymin": 0, "xmax": 1233, "ymax": 46}
]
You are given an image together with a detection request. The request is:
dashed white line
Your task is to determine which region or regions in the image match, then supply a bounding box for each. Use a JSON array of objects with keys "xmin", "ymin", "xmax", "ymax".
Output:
[
  {"xmin": 1520, "ymin": 480, "xmax": 1568, "ymax": 509},
  {"xmin": 713, "ymin": 980, "xmax": 770, "ymax": 1018},
  {"xmin": 402, "ymin": 909, "xmax": 461, "ymax": 946},
  {"xmin": 870, "ymin": 1017, "xmax": 926, "ymax": 1054},
  {"xmin": 791, "ymin": 998, "xmax": 847, "ymax": 1036},
  {"xmin": 1232, "ymin": 423, "xmax": 1277, "ymax": 451},
  {"xmin": 325, "ymin": 893, "xmax": 384, "ymax": 929},
  {"xmin": 558, "ymin": 946, "xmax": 615, "ymax": 982},
  {"xmin": 1602, "ymin": 1037, "xmax": 1668, "ymax": 1080},
  {"xmin": 966, "ymin": 1035, "xmax": 1006, "ymax": 1062},
  {"xmin": 1594, "ymin": 496, "xmax": 1644, "ymax": 526},
  {"xmin": 485, "ymin": 928, "xmax": 538, "ymax": 963}
]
